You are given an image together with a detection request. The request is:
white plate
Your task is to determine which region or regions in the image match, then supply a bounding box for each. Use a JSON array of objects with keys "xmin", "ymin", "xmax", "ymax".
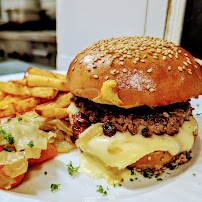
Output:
[{"xmin": 0, "ymin": 73, "xmax": 202, "ymax": 202}]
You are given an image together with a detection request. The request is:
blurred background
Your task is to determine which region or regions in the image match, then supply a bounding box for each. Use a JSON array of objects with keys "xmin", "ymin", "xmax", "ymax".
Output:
[{"xmin": 0, "ymin": 0, "xmax": 201, "ymax": 74}]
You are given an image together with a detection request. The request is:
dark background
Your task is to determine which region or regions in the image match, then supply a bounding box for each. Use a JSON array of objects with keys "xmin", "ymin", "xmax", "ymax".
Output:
[{"xmin": 181, "ymin": 0, "xmax": 202, "ymax": 59}]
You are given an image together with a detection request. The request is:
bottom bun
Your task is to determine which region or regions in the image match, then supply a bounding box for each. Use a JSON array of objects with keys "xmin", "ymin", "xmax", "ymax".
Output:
[{"xmin": 129, "ymin": 127, "xmax": 198, "ymax": 172}]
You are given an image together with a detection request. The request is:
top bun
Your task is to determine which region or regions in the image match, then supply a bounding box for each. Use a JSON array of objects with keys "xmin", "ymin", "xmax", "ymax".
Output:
[{"xmin": 67, "ymin": 36, "xmax": 202, "ymax": 108}]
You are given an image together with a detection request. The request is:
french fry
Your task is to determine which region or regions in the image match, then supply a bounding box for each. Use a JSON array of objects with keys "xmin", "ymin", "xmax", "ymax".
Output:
[
  {"xmin": 0, "ymin": 81, "xmax": 58, "ymax": 99},
  {"xmin": 36, "ymin": 92, "xmax": 72, "ymax": 110},
  {"xmin": 26, "ymin": 74, "xmax": 68, "ymax": 91},
  {"xmin": 35, "ymin": 107, "xmax": 68, "ymax": 119},
  {"xmin": 25, "ymin": 67, "xmax": 66, "ymax": 79},
  {"xmin": 0, "ymin": 95, "xmax": 23, "ymax": 108},
  {"xmin": 0, "ymin": 103, "xmax": 16, "ymax": 118},
  {"xmin": 0, "ymin": 91, "xmax": 6, "ymax": 101},
  {"xmin": 14, "ymin": 97, "xmax": 41, "ymax": 113},
  {"xmin": 0, "ymin": 97, "xmax": 40, "ymax": 118},
  {"xmin": 10, "ymin": 79, "xmax": 27, "ymax": 86}
]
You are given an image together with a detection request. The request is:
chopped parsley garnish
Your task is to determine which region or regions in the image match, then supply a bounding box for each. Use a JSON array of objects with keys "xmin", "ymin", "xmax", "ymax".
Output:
[
  {"xmin": 142, "ymin": 171, "xmax": 153, "ymax": 179},
  {"xmin": 96, "ymin": 185, "xmax": 107, "ymax": 196},
  {"xmin": 113, "ymin": 184, "xmax": 116, "ymax": 187},
  {"xmin": 0, "ymin": 126, "xmax": 14, "ymax": 144},
  {"xmin": 130, "ymin": 178, "xmax": 134, "ymax": 181},
  {"xmin": 7, "ymin": 118, "xmax": 11, "ymax": 122},
  {"xmin": 50, "ymin": 184, "xmax": 61, "ymax": 192},
  {"xmin": 186, "ymin": 152, "xmax": 192, "ymax": 161},
  {"xmin": 27, "ymin": 140, "xmax": 34, "ymax": 148},
  {"xmin": 32, "ymin": 115, "xmax": 38, "ymax": 118},
  {"xmin": 155, "ymin": 174, "xmax": 160, "ymax": 178},
  {"xmin": 119, "ymin": 184, "xmax": 122, "ymax": 186},
  {"xmin": 67, "ymin": 161, "xmax": 79, "ymax": 176},
  {"xmin": 157, "ymin": 178, "xmax": 163, "ymax": 181},
  {"xmin": 166, "ymin": 172, "xmax": 171, "ymax": 174},
  {"xmin": 193, "ymin": 173, "xmax": 196, "ymax": 176},
  {"xmin": 18, "ymin": 117, "xmax": 22, "ymax": 121},
  {"xmin": 128, "ymin": 167, "xmax": 135, "ymax": 175},
  {"xmin": 196, "ymin": 113, "xmax": 202, "ymax": 116},
  {"xmin": 44, "ymin": 171, "xmax": 47, "ymax": 175},
  {"xmin": 3, "ymin": 145, "xmax": 14, "ymax": 152},
  {"xmin": 167, "ymin": 163, "xmax": 179, "ymax": 170},
  {"xmin": 196, "ymin": 104, "xmax": 199, "ymax": 107}
]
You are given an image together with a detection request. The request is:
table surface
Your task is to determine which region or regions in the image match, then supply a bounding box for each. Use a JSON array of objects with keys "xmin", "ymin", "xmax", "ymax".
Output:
[{"xmin": 0, "ymin": 60, "xmax": 55, "ymax": 76}]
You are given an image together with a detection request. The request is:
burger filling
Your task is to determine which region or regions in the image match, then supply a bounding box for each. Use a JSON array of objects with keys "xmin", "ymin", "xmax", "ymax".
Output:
[{"xmin": 71, "ymin": 96, "xmax": 192, "ymax": 140}]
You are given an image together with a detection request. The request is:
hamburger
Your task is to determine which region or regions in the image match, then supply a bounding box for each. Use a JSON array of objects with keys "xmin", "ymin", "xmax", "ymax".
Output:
[{"xmin": 66, "ymin": 36, "xmax": 202, "ymax": 184}]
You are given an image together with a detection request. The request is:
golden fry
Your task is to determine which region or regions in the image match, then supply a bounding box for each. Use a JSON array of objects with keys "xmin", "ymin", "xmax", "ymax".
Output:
[
  {"xmin": 26, "ymin": 74, "xmax": 68, "ymax": 91},
  {"xmin": 25, "ymin": 67, "xmax": 66, "ymax": 79},
  {"xmin": 0, "ymin": 91, "xmax": 6, "ymax": 101},
  {"xmin": 10, "ymin": 78, "xmax": 27, "ymax": 86},
  {"xmin": 0, "ymin": 81, "xmax": 58, "ymax": 99},
  {"xmin": 36, "ymin": 92, "xmax": 72, "ymax": 110},
  {"xmin": 14, "ymin": 97, "xmax": 41, "ymax": 113},
  {"xmin": 0, "ymin": 103, "xmax": 16, "ymax": 118},
  {"xmin": 35, "ymin": 107, "xmax": 68, "ymax": 119}
]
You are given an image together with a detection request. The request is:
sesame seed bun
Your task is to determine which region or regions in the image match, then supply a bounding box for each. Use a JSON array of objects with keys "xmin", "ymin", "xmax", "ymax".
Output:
[{"xmin": 67, "ymin": 36, "xmax": 202, "ymax": 108}]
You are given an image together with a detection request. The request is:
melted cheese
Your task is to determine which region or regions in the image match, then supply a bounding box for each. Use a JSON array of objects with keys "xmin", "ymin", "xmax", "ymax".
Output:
[
  {"xmin": 92, "ymin": 80, "xmax": 124, "ymax": 106},
  {"xmin": 77, "ymin": 117, "xmax": 197, "ymax": 183}
]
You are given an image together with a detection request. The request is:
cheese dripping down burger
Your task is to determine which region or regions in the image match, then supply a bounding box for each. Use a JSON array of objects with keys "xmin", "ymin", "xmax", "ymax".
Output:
[{"xmin": 66, "ymin": 36, "xmax": 202, "ymax": 184}]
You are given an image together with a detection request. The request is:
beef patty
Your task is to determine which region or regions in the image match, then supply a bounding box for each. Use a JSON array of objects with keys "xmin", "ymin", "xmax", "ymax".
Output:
[{"xmin": 71, "ymin": 96, "xmax": 192, "ymax": 139}]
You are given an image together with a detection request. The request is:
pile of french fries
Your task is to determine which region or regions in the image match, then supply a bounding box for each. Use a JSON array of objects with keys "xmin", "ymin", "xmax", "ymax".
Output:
[{"xmin": 0, "ymin": 67, "xmax": 72, "ymax": 119}]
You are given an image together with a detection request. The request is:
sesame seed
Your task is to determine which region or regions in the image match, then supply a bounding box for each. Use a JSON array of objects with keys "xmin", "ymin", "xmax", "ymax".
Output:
[
  {"xmin": 119, "ymin": 57, "xmax": 124, "ymax": 61},
  {"xmin": 92, "ymin": 65, "xmax": 97, "ymax": 68},
  {"xmin": 110, "ymin": 69, "xmax": 116, "ymax": 75},
  {"xmin": 184, "ymin": 53, "xmax": 188, "ymax": 56},
  {"xmin": 79, "ymin": 60, "xmax": 83, "ymax": 64},
  {"xmin": 187, "ymin": 69, "xmax": 192, "ymax": 75},
  {"xmin": 72, "ymin": 66, "xmax": 75, "ymax": 71},
  {"xmin": 120, "ymin": 61, "xmax": 124, "ymax": 65},
  {"xmin": 133, "ymin": 60, "xmax": 137, "ymax": 64},
  {"xmin": 178, "ymin": 50, "xmax": 182, "ymax": 53},
  {"xmin": 163, "ymin": 56, "xmax": 166, "ymax": 60},
  {"xmin": 122, "ymin": 68, "xmax": 128, "ymax": 73},
  {"xmin": 156, "ymin": 49, "xmax": 161, "ymax": 53},
  {"xmin": 183, "ymin": 61, "xmax": 188, "ymax": 66},
  {"xmin": 93, "ymin": 74, "xmax": 99, "ymax": 79},
  {"xmin": 143, "ymin": 54, "xmax": 147, "ymax": 59},
  {"xmin": 140, "ymin": 59, "xmax": 145, "ymax": 63},
  {"xmin": 168, "ymin": 54, "xmax": 172, "ymax": 59},
  {"xmin": 195, "ymin": 65, "xmax": 198, "ymax": 69},
  {"xmin": 168, "ymin": 66, "xmax": 172, "ymax": 71},
  {"xmin": 127, "ymin": 55, "xmax": 132, "ymax": 58},
  {"xmin": 116, "ymin": 70, "xmax": 120, "ymax": 74},
  {"xmin": 74, "ymin": 59, "xmax": 78, "ymax": 63},
  {"xmin": 153, "ymin": 55, "xmax": 158, "ymax": 60},
  {"xmin": 182, "ymin": 66, "xmax": 186, "ymax": 70},
  {"xmin": 148, "ymin": 156, "xmax": 152, "ymax": 161},
  {"xmin": 178, "ymin": 66, "xmax": 183, "ymax": 72},
  {"xmin": 87, "ymin": 67, "xmax": 91, "ymax": 71},
  {"xmin": 149, "ymin": 88, "xmax": 155, "ymax": 93},
  {"xmin": 146, "ymin": 84, "xmax": 150, "ymax": 89},
  {"xmin": 135, "ymin": 58, "xmax": 139, "ymax": 61},
  {"xmin": 147, "ymin": 68, "xmax": 152, "ymax": 73},
  {"xmin": 105, "ymin": 76, "xmax": 109, "ymax": 80},
  {"xmin": 187, "ymin": 60, "xmax": 192, "ymax": 65}
]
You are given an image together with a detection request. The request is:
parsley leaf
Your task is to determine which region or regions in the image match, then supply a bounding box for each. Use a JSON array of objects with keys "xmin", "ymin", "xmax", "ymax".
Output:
[
  {"xmin": 186, "ymin": 152, "xmax": 192, "ymax": 161},
  {"xmin": 0, "ymin": 126, "xmax": 14, "ymax": 145},
  {"xmin": 196, "ymin": 113, "xmax": 202, "ymax": 116},
  {"xmin": 7, "ymin": 118, "xmax": 11, "ymax": 122},
  {"xmin": 3, "ymin": 145, "xmax": 14, "ymax": 152},
  {"xmin": 27, "ymin": 140, "xmax": 34, "ymax": 148},
  {"xmin": 196, "ymin": 104, "xmax": 199, "ymax": 107},
  {"xmin": 193, "ymin": 173, "xmax": 196, "ymax": 176},
  {"xmin": 18, "ymin": 117, "xmax": 22, "ymax": 121},
  {"xmin": 157, "ymin": 178, "xmax": 163, "ymax": 181},
  {"xmin": 50, "ymin": 184, "xmax": 61, "ymax": 192},
  {"xmin": 67, "ymin": 161, "xmax": 79, "ymax": 176},
  {"xmin": 96, "ymin": 185, "xmax": 107, "ymax": 196}
]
